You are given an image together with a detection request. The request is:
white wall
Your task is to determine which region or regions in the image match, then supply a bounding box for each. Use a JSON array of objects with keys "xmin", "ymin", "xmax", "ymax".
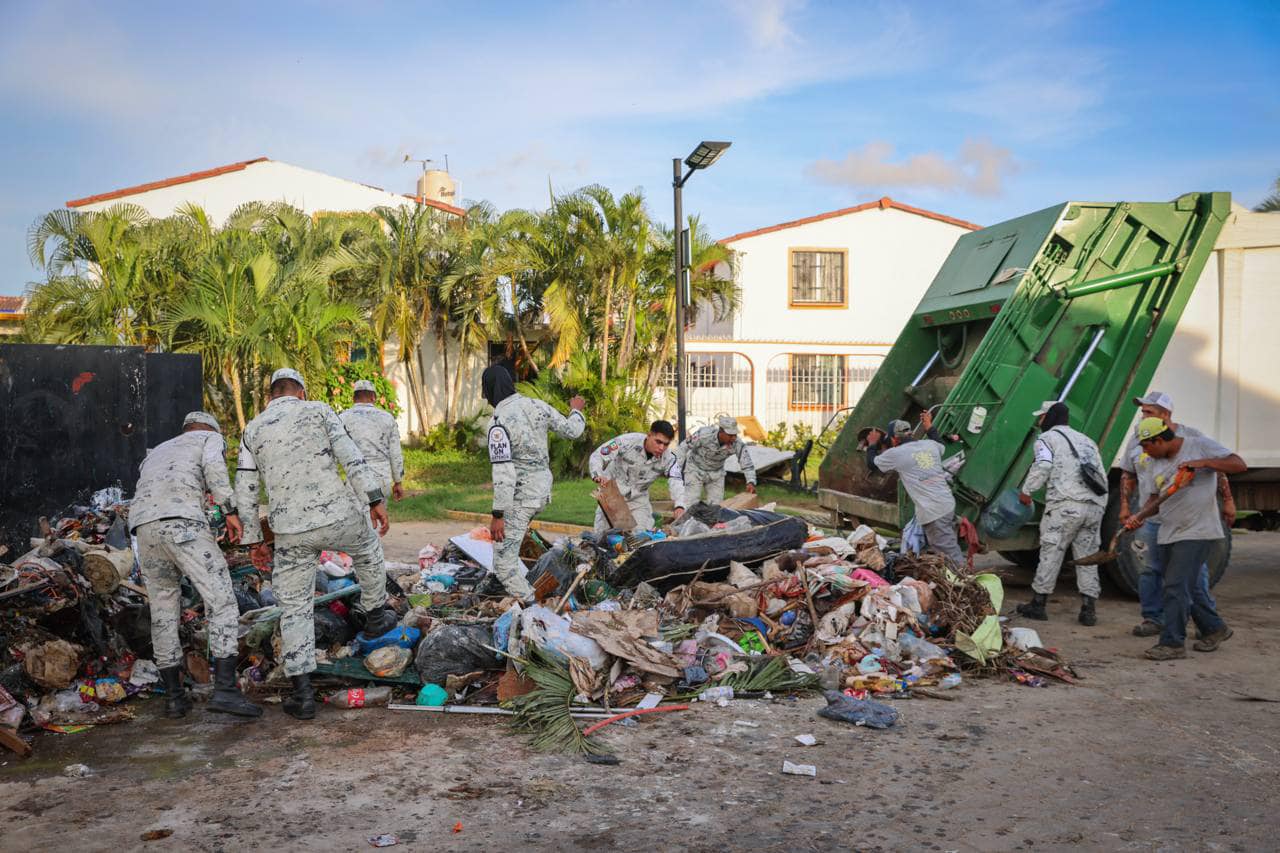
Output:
[
  {"xmin": 722, "ymin": 207, "xmax": 970, "ymax": 344},
  {"xmin": 385, "ymin": 330, "xmax": 489, "ymax": 436},
  {"xmin": 74, "ymin": 160, "xmax": 417, "ymax": 221}
]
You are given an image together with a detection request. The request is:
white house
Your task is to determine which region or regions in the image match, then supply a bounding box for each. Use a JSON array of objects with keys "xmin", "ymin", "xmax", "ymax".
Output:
[
  {"xmin": 672, "ymin": 197, "xmax": 980, "ymax": 438},
  {"xmin": 64, "ymin": 156, "xmax": 477, "ymax": 435}
]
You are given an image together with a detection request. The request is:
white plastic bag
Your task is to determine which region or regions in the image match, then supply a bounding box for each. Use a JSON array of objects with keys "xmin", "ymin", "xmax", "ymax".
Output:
[{"xmin": 519, "ymin": 605, "xmax": 608, "ymax": 670}]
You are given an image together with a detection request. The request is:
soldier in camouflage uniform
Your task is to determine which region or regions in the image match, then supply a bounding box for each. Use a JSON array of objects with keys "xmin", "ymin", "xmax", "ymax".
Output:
[
  {"xmin": 483, "ymin": 365, "xmax": 586, "ymax": 601},
  {"xmin": 1015, "ymin": 401, "xmax": 1108, "ymax": 625},
  {"xmin": 678, "ymin": 415, "xmax": 757, "ymax": 505},
  {"xmin": 131, "ymin": 411, "xmax": 261, "ymax": 719},
  {"xmin": 340, "ymin": 379, "xmax": 405, "ymax": 502},
  {"xmin": 235, "ymin": 369, "xmax": 395, "ymax": 720},
  {"xmin": 589, "ymin": 422, "xmax": 687, "ymax": 534}
]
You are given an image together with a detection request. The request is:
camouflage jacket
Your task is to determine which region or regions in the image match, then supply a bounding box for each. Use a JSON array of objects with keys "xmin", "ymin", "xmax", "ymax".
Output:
[
  {"xmin": 129, "ymin": 431, "xmax": 233, "ymax": 532},
  {"xmin": 679, "ymin": 425, "xmax": 756, "ymax": 484},
  {"xmin": 589, "ymin": 433, "xmax": 686, "ymax": 508},
  {"xmin": 1021, "ymin": 426, "xmax": 1107, "ymax": 507},
  {"xmin": 235, "ymin": 397, "xmax": 384, "ymax": 542},
  {"xmin": 488, "ymin": 394, "xmax": 586, "ymax": 513},
  {"xmin": 339, "ymin": 403, "xmax": 405, "ymax": 491}
]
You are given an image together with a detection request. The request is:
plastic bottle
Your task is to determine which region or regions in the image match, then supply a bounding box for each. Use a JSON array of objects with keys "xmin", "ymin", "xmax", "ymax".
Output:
[
  {"xmin": 979, "ymin": 488, "xmax": 1034, "ymax": 539},
  {"xmin": 324, "ymin": 686, "xmax": 392, "ymax": 708},
  {"xmin": 818, "ymin": 662, "xmax": 846, "ymax": 691},
  {"xmin": 700, "ymin": 685, "xmax": 735, "ymax": 702}
]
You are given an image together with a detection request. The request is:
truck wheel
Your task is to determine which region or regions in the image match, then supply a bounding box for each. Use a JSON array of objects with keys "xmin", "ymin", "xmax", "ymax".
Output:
[
  {"xmin": 1102, "ymin": 483, "xmax": 1233, "ymax": 595},
  {"xmin": 1101, "ymin": 487, "xmax": 1140, "ymax": 597},
  {"xmin": 998, "ymin": 549, "xmax": 1040, "ymax": 570}
]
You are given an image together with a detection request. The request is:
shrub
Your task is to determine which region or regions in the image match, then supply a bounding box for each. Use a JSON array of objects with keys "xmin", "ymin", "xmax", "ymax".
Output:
[{"xmin": 321, "ymin": 361, "xmax": 401, "ymax": 416}]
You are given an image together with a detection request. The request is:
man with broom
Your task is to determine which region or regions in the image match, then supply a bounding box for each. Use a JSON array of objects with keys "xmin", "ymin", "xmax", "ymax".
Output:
[{"xmin": 1123, "ymin": 418, "xmax": 1244, "ymax": 660}]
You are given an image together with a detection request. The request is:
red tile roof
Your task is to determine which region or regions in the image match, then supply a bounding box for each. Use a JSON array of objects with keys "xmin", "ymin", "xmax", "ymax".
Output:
[
  {"xmin": 720, "ymin": 196, "xmax": 982, "ymax": 244},
  {"xmin": 0, "ymin": 295, "xmax": 26, "ymax": 314},
  {"xmin": 404, "ymin": 195, "xmax": 467, "ymax": 218},
  {"xmin": 66, "ymin": 158, "xmax": 271, "ymax": 208}
]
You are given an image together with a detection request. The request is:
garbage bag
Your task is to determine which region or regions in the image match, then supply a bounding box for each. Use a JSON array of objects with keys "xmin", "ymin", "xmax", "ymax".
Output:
[
  {"xmin": 519, "ymin": 605, "xmax": 608, "ymax": 670},
  {"xmin": 365, "ymin": 645, "xmax": 412, "ymax": 678},
  {"xmin": 314, "ymin": 607, "xmax": 355, "ymax": 649},
  {"xmin": 817, "ymin": 690, "xmax": 898, "ymax": 729},
  {"xmin": 414, "ymin": 623, "xmax": 501, "ymax": 684}
]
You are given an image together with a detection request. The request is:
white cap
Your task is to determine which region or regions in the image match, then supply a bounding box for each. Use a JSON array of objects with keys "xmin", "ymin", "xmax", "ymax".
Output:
[
  {"xmin": 1133, "ymin": 391, "xmax": 1173, "ymax": 412},
  {"xmin": 353, "ymin": 379, "xmax": 376, "ymax": 393},
  {"xmin": 183, "ymin": 411, "xmax": 221, "ymax": 432},
  {"xmin": 717, "ymin": 415, "xmax": 739, "ymax": 435},
  {"xmin": 1033, "ymin": 400, "xmax": 1056, "ymax": 417},
  {"xmin": 270, "ymin": 368, "xmax": 306, "ymax": 390}
]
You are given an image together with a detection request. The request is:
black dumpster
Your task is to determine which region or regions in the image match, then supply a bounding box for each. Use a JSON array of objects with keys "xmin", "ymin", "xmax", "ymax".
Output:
[{"xmin": 0, "ymin": 344, "xmax": 202, "ymax": 549}]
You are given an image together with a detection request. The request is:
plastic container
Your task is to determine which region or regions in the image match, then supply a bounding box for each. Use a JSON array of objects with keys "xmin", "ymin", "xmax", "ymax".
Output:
[
  {"xmin": 979, "ymin": 488, "xmax": 1034, "ymax": 539},
  {"xmin": 700, "ymin": 685, "xmax": 735, "ymax": 702},
  {"xmin": 857, "ymin": 654, "xmax": 883, "ymax": 675},
  {"xmin": 325, "ymin": 686, "xmax": 392, "ymax": 708},
  {"xmin": 938, "ymin": 673, "xmax": 962, "ymax": 690},
  {"xmin": 415, "ymin": 684, "xmax": 448, "ymax": 706}
]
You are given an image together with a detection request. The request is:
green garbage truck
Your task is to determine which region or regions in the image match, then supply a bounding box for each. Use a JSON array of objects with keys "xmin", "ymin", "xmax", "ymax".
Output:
[{"xmin": 817, "ymin": 192, "xmax": 1280, "ymax": 594}]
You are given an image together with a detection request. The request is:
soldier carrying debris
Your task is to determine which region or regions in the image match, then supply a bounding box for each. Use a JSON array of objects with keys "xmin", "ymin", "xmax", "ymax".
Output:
[
  {"xmin": 1014, "ymin": 401, "xmax": 1108, "ymax": 626},
  {"xmin": 130, "ymin": 411, "xmax": 261, "ymax": 720},
  {"xmin": 483, "ymin": 365, "xmax": 586, "ymax": 602},
  {"xmin": 340, "ymin": 379, "xmax": 406, "ymax": 503},
  {"xmin": 235, "ymin": 368, "xmax": 396, "ymax": 720},
  {"xmin": 589, "ymin": 422, "xmax": 687, "ymax": 534},
  {"xmin": 678, "ymin": 415, "xmax": 756, "ymax": 505}
]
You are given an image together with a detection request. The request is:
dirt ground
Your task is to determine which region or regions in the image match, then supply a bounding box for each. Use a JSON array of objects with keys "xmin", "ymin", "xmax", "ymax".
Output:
[{"xmin": 1, "ymin": 523, "xmax": 1277, "ymax": 852}]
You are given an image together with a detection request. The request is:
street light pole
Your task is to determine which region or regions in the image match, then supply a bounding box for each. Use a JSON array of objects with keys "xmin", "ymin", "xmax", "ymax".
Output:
[
  {"xmin": 671, "ymin": 141, "xmax": 730, "ymax": 443},
  {"xmin": 672, "ymin": 157, "xmax": 688, "ymax": 441}
]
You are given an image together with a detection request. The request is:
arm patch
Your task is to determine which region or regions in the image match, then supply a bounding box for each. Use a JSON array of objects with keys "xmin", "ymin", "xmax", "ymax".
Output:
[{"xmin": 488, "ymin": 425, "xmax": 513, "ymax": 463}]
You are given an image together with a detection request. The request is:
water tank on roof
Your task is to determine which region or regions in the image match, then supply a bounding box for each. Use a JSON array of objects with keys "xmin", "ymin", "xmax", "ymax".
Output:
[{"xmin": 417, "ymin": 170, "xmax": 458, "ymax": 205}]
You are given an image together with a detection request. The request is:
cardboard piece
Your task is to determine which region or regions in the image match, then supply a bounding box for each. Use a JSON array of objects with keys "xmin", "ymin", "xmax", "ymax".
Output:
[
  {"xmin": 721, "ymin": 492, "xmax": 761, "ymax": 511},
  {"xmin": 592, "ymin": 479, "xmax": 637, "ymax": 531},
  {"xmin": 569, "ymin": 610, "xmax": 680, "ymax": 678}
]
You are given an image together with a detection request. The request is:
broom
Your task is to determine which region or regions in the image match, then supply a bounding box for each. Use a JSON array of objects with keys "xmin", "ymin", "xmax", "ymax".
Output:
[{"xmin": 1068, "ymin": 468, "xmax": 1195, "ymax": 566}]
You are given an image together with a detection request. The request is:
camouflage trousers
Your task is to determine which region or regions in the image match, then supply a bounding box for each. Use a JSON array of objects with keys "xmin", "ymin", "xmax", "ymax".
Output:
[
  {"xmin": 493, "ymin": 505, "xmax": 537, "ymax": 601},
  {"xmin": 1033, "ymin": 500, "xmax": 1104, "ymax": 598},
  {"xmin": 593, "ymin": 493, "xmax": 656, "ymax": 535},
  {"xmin": 682, "ymin": 467, "xmax": 725, "ymax": 506},
  {"xmin": 273, "ymin": 511, "xmax": 387, "ymax": 676},
  {"xmin": 137, "ymin": 519, "xmax": 238, "ymax": 669}
]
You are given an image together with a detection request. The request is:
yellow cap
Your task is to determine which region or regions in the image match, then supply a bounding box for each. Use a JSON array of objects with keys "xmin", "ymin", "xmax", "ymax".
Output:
[{"xmin": 1136, "ymin": 416, "xmax": 1167, "ymax": 442}]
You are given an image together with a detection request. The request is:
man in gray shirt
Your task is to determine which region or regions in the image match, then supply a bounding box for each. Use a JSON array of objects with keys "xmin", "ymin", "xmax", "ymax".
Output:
[
  {"xmin": 863, "ymin": 410, "xmax": 964, "ymax": 565},
  {"xmin": 1123, "ymin": 418, "xmax": 1244, "ymax": 660}
]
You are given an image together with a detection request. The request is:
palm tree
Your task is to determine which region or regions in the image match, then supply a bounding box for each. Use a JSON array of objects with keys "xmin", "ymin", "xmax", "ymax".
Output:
[
  {"xmin": 1255, "ymin": 176, "xmax": 1280, "ymax": 213},
  {"xmin": 163, "ymin": 229, "xmax": 284, "ymax": 429},
  {"xmin": 24, "ymin": 203, "xmax": 170, "ymax": 346}
]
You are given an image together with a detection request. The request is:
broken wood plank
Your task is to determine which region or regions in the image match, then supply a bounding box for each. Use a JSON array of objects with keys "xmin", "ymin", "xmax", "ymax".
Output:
[
  {"xmin": 0, "ymin": 726, "xmax": 32, "ymax": 758},
  {"xmin": 592, "ymin": 478, "xmax": 637, "ymax": 531}
]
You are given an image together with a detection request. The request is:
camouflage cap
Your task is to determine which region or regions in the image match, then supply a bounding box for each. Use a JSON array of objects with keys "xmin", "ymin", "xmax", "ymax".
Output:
[
  {"xmin": 717, "ymin": 415, "xmax": 739, "ymax": 435},
  {"xmin": 183, "ymin": 411, "xmax": 221, "ymax": 432},
  {"xmin": 270, "ymin": 367, "xmax": 306, "ymax": 390},
  {"xmin": 887, "ymin": 419, "xmax": 913, "ymax": 438},
  {"xmin": 353, "ymin": 379, "xmax": 376, "ymax": 393}
]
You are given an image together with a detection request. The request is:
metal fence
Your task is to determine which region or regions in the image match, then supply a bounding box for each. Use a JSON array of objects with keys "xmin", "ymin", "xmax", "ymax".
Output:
[
  {"xmin": 657, "ymin": 352, "xmax": 754, "ymax": 426},
  {"xmin": 763, "ymin": 353, "xmax": 881, "ymax": 435}
]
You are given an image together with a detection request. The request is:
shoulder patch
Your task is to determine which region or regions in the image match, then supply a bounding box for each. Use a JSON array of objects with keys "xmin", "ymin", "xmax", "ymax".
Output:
[{"xmin": 488, "ymin": 425, "xmax": 513, "ymax": 463}]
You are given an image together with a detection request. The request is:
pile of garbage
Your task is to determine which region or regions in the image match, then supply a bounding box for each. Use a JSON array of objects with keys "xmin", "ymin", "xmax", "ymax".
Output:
[{"xmin": 0, "ymin": 488, "xmax": 1076, "ymax": 759}]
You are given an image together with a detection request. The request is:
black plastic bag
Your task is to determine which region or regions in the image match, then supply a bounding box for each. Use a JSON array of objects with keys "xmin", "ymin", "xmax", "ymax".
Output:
[
  {"xmin": 817, "ymin": 690, "xmax": 898, "ymax": 729},
  {"xmin": 414, "ymin": 623, "xmax": 500, "ymax": 684}
]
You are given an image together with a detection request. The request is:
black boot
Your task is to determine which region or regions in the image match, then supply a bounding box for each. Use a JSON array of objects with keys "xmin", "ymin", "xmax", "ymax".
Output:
[
  {"xmin": 1078, "ymin": 595, "xmax": 1098, "ymax": 626},
  {"xmin": 158, "ymin": 665, "xmax": 192, "ymax": 719},
  {"xmin": 282, "ymin": 674, "xmax": 316, "ymax": 720},
  {"xmin": 207, "ymin": 656, "xmax": 263, "ymax": 718},
  {"xmin": 361, "ymin": 606, "xmax": 397, "ymax": 638},
  {"xmin": 1016, "ymin": 593, "xmax": 1049, "ymax": 621}
]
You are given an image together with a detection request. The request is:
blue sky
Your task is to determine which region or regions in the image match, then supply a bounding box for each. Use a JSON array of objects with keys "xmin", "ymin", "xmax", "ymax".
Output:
[{"xmin": 2, "ymin": 0, "xmax": 1277, "ymax": 296}]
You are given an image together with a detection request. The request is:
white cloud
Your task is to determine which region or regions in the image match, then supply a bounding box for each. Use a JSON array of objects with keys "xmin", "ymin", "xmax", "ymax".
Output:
[{"xmin": 805, "ymin": 137, "xmax": 1018, "ymax": 197}]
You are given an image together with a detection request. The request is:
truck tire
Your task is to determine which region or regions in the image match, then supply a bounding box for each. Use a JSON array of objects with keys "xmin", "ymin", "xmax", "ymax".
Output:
[
  {"xmin": 998, "ymin": 549, "xmax": 1040, "ymax": 570},
  {"xmin": 1102, "ymin": 482, "xmax": 1232, "ymax": 597}
]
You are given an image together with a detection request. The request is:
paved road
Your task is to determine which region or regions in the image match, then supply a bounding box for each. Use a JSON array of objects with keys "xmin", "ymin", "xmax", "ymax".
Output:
[{"xmin": 1, "ymin": 528, "xmax": 1276, "ymax": 851}]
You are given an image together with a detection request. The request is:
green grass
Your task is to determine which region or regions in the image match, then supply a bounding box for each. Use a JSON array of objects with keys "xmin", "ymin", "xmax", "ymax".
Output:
[{"xmin": 391, "ymin": 446, "xmax": 826, "ymax": 527}]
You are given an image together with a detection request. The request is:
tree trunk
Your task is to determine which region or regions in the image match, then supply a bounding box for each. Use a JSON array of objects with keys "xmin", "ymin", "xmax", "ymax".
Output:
[
  {"xmin": 450, "ymin": 340, "xmax": 467, "ymax": 421},
  {"xmin": 600, "ymin": 269, "xmax": 614, "ymax": 384},
  {"xmin": 229, "ymin": 359, "xmax": 247, "ymax": 431},
  {"xmin": 437, "ymin": 324, "xmax": 452, "ymax": 424},
  {"xmin": 617, "ymin": 298, "xmax": 637, "ymax": 372},
  {"xmin": 404, "ymin": 353, "xmax": 429, "ymax": 437},
  {"xmin": 511, "ymin": 281, "xmax": 534, "ymax": 367}
]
